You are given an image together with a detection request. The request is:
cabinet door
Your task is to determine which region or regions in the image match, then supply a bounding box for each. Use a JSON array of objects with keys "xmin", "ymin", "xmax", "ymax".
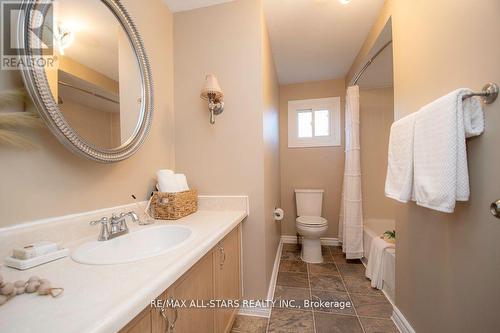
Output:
[
  {"xmin": 167, "ymin": 251, "xmax": 215, "ymax": 333},
  {"xmin": 152, "ymin": 291, "xmax": 168, "ymax": 333},
  {"xmin": 120, "ymin": 308, "xmax": 152, "ymax": 333},
  {"xmin": 215, "ymin": 226, "xmax": 241, "ymax": 333}
]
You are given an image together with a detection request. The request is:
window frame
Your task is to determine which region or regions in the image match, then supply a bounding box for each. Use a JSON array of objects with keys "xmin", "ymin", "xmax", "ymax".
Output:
[{"xmin": 288, "ymin": 97, "xmax": 341, "ymax": 148}]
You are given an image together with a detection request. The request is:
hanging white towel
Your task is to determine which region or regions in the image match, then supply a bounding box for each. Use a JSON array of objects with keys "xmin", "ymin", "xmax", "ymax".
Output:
[
  {"xmin": 365, "ymin": 237, "xmax": 395, "ymax": 289},
  {"xmin": 413, "ymin": 89, "xmax": 484, "ymax": 213},
  {"xmin": 385, "ymin": 113, "xmax": 416, "ymax": 202}
]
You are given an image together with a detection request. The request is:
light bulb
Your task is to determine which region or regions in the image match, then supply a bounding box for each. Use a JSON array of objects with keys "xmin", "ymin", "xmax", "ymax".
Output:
[{"xmin": 55, "ymin": 23, "xmax": 75, "ymax": 55}]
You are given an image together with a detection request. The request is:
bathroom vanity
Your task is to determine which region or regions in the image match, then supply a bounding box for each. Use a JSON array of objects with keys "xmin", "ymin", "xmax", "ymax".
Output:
[
  {"xmin": 120, "ymin": 225, "xmax": 241, "ymax": 333},
  {"xmin": 0, "ymin": 197, "xmax": 247, "ymax": 333}
]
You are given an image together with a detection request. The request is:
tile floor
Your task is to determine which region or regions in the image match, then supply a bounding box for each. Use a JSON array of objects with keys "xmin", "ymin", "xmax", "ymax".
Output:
[{"xmin": 231, "ymin": 243, "xmax": 398, "ymax": 333}]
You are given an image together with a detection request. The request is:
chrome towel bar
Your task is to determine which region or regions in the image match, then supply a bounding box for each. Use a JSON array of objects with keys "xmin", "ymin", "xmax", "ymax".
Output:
[{"xmin": 462, "ymin": 83, "xmax": 498, "ymax": 104}]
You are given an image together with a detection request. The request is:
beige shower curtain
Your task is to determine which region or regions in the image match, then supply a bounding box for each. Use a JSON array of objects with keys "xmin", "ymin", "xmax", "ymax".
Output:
[{"xmin": 338, "ymin": 85, "xmax": 364, "ymax": 259}]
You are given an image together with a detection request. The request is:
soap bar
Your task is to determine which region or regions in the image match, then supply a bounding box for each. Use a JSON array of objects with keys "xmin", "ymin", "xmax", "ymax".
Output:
[{"xmin": 13, "ymin": 241, "xmax": 58, "ymax": 260}]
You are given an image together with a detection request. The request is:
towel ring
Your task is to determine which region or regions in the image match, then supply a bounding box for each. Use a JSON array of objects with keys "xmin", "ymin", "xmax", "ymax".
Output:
[{"xmin": 462, "ymin": 83, "xmax": 498, "ymax": 104}]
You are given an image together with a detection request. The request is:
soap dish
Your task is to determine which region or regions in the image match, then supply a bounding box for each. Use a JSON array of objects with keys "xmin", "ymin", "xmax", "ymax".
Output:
[{"xmin": 4, "ymin": 248, "xmax": 69, "ymax": 270}]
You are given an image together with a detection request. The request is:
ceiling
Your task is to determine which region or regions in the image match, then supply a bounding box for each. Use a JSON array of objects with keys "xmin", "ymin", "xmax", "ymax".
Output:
[
  {"xmin": 56, "ymin": 0, "xmax": 121, "ymax": 80},
  {"xmin": 163, "ymin": 0, "xmax": 386, "ymax": 84},
  {"xmin": 162, "ymin": 0, "xmax": 234, "ymax": 12},
  {"xmin": 264, "ymin": 0, "xmax": 385, "ymax": 84},
  {"xmin": 356, "ymin": 19, "xmax": 393, "ymax": 90}
]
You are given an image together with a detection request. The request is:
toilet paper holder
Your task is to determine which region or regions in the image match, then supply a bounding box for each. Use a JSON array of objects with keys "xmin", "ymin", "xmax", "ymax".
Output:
[{"xmin": 274, "ymin": 207, "xmax": 284, "ymax": 221}]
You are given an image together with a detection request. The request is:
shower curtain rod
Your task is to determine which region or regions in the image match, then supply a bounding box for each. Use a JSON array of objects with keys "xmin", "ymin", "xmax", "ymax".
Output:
[{"xmin": 352, "ymin": 40, "xmax": 393, "ymax": 85}]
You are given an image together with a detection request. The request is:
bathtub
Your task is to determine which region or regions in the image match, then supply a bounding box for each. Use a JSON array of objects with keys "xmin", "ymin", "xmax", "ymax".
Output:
[{"xmin": 363, "ymin": 219, "xmax": 396, "ymax": 304}]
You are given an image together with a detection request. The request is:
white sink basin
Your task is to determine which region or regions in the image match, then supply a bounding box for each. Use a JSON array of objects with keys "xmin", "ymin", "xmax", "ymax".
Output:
[{"xmin": 72, "ymin": 225, "xmax": 192, "ymax": 265}]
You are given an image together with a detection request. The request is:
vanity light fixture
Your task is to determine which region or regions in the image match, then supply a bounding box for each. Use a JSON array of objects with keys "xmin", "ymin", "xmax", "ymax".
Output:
[
  {"xmin": 200, "ymin": 74, "xmax": 224, "ymax": 125},
  {"xmin": 338, "ymin": 0, "xmax": 351, "ymax": 4}
]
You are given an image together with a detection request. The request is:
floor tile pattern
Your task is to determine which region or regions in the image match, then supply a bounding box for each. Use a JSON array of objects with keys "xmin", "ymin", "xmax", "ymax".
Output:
[{"xmin": 232, "ymin": 244, "xmax": 397, "ymax": 333}]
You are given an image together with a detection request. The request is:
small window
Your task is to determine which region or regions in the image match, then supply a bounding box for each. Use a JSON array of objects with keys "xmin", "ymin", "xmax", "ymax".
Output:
[
  {"xmin": 297, "ymin": 110, "xmax": 313, "ymax": 138},
  {"xmin": 288, "ymin": 97, "xmax": 341, "ymax": 148}
]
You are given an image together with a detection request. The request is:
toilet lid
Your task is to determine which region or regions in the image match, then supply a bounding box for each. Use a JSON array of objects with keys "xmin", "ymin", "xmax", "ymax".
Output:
[{"xmin": 296, "ymin": 216, "xmax": 327, "ymax": 226}]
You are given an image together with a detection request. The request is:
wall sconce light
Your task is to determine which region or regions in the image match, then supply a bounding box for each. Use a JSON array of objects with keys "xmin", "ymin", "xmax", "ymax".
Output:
[
  {"xmin": 54, "ymin": 23, "xmax": 75, "ymax": 55},
  {"xmin": 200, "ymin": 74, "xmax": 224, "ymax": 124}
]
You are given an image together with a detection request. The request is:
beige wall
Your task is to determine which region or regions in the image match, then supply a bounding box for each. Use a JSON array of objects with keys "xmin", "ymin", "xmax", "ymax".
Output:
[
  {"xmin": 173, "ymin": 0, "xmax": 280, "ymax": 299},
  {"xmin": 59, "ymin": 56, "xmax": 119, "ymax": 94},
  {"xmin": 279, "ymin": 79, "xmax": 345, "ymax": 238},
  {"xmin": 349, "ymin": 1, "xmax": 500, "ymax": 331},
  {"xmin": 0, "ymin": 0, "xmax": 174, "ymax": 226},
  {"xmin": 360, "ymin": 87, "xmax": 395, "ymax": 220},
  {"xmin": 59, "ymin": 100, "xmax": 119, "ymax": 149},
  {"xmin": 262, "ymin": 15, "xmax": 281, "ymax": 286}
]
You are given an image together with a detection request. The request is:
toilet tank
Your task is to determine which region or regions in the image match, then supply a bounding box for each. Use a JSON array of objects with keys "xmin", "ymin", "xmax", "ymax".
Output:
[{"xmin": 295, "ymin": 189, "xmax": 324, "ymax": 216}]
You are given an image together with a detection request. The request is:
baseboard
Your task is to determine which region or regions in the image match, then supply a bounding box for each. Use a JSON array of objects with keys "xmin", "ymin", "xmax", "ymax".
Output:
[
  {"xmin": 281, "ymin": 235, "xmax": 341, "ymax": 246},
  {"xmin": 392, "ymin": 306, "xmax": 416, "ymax": 333},
  {"xmin": 238, "ymin": 239, "xmax": 283, "ymax": 319},
  {"xmin": 267, "ymin": 239, "xmax": 283, "ymax": 301}
]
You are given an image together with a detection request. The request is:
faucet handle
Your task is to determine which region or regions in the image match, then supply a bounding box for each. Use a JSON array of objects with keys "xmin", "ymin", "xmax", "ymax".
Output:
[
  {"xmin": 127, "ymin": 211, "xmax": 140, "ymax": 223},
  {"xmin": 127, "ymin": 210, "xmax": 154, "ymax": 225},
  {"xmin": 90, "ymin": 217, "xmax": 109, "ymax": 225},
  {"xmin": 89, "ymin": 217, "xmax": 110, "ymax": 241}
]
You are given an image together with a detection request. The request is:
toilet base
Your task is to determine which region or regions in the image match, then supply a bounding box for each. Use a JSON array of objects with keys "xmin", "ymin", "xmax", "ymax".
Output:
[{"xmin": 300, "ymin": 238, "xmax": 323, "ymax": 263}]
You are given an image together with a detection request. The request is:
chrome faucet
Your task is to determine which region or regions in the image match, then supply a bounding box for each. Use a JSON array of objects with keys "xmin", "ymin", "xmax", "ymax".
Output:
[{"xmin": 90, "ymin": 211, "xmax": 140, "ymax": 241}]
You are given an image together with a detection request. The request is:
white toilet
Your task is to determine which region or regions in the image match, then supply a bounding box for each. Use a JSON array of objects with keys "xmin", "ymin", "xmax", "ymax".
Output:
[{"xmin": 295, "ymin": 189, "xmax": 328, "ymax": 263}]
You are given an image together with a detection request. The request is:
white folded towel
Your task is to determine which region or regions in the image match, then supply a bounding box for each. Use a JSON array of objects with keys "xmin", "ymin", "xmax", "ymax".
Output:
[
  {"xmin": 157, "ymin": 173, "xmax": 180, "ymax": 193},
  {"xmin": 385, "ymin": 113, "xmax": 416, "ymax": 202},
  {"xmin": 156, "ymin": 170, "xmax": 190, "ymax": 193},
  {"xmin": 174, "ymin": 174, "xmax": 189, "ymax": 192},
  {"xmin": 413, "ymin": 89, "xmax": 484, "ymax": 213},
  {"xmin": 156, "ymin": 169, "xmax": 174, "ymax": 179},
  {"xmin": 365, "ymin": 237, "xmax": 395, "ymax": 289}
]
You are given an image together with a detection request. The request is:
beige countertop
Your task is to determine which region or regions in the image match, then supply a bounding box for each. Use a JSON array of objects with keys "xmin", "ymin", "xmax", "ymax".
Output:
[{"xmin": 0, "ymin": 209, "xmax": 246, "ymax": 333}]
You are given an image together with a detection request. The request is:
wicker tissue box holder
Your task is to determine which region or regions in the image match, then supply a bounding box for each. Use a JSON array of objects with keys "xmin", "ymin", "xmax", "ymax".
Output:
[{"xmin": 149, "ymin": 189, "xmax": 198, "ymax": 220}]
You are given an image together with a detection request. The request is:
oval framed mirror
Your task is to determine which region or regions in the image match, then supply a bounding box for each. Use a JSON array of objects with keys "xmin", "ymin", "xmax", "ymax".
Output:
[{"xmin": 17, "ymin": 0, "xmax": 153, "ymax": 163}]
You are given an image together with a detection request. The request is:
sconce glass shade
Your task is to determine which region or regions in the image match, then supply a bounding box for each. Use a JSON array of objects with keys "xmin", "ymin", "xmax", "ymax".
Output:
[{"xmin": 200, "ymin": 74, "xmax": 223, "ymax": 100}]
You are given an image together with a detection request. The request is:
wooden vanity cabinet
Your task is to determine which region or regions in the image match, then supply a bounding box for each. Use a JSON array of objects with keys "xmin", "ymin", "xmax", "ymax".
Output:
[
  {"xmin": 120, "ymin": 225, "xmax": 241, "ymax": 333},
  {"xmin": 214, "ymin": 226, "xmax": 241, "ymax": 333},
  {"xmin": 163, "ymin": 251, "xmax": 216, "ymax": 333},
  {"xmin": 120, "ymin": 307, "xmax": 152, "ymax": 333}
]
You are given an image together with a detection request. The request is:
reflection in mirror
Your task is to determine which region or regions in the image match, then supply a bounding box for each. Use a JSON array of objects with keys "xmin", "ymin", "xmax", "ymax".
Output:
[{"xmin": 45, "ymin": 0, "xmax": 142, "ymax": 149}]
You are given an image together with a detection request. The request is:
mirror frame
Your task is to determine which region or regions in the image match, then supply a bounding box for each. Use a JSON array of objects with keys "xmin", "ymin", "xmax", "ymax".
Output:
[{"xmin": 17, "ymin": 0, "xmax": 154, "ymax": 163}]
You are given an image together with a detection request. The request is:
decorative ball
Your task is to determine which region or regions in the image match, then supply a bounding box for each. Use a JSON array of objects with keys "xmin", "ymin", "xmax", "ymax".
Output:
[
  {"xmin": 26, "ymin": 281, "xmax": 40, "ymax": 293},
  {"xmin": 37, "ymin": 283, "xmax": 52, "ymax": 295},
  {"xmin": 14, "ymin": 280, "xmax": 26, "ymax": 288},
  {"xmin": 0, "ymin": 282, "xmax": 14, "ymax": 296}
]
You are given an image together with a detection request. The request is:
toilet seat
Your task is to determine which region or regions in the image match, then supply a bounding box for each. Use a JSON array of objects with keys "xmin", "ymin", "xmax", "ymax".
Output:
[{"xmin": 296, "ymin": 216, "xmax": 327, "ymax": 227}]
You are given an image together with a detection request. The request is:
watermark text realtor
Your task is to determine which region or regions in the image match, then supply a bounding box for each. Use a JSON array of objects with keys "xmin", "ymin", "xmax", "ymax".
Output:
[{"xmin": 1, "ymin": 0, "xmax": 57, "ymax": 70}]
